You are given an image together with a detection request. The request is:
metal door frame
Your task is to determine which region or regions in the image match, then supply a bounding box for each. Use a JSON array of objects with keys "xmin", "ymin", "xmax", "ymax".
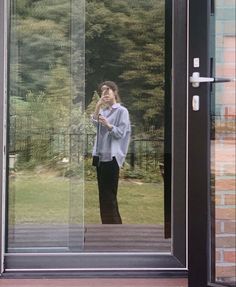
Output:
[{"xmin": 187, "ymin": 0, "xmax": 228, "ymax": 286}]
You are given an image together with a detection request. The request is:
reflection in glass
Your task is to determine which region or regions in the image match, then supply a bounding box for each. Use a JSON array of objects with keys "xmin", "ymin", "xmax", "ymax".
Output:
[
  {"xmin": 7, "ymin": 0, "xmax": 85, "ymax": 252},
  {"xmin": 7, "ymin": 0, "xmax": 171, "ymax": 254},
  {"xmin": 84, "ymin": 0, "xmax": 171, "ymax": 252},
  {"xmin": 210, "ymin": 0, "xmax": 236, "ymax": 284}
]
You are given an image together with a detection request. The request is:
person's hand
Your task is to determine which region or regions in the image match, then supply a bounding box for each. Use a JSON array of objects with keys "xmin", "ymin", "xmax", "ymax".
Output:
[
  {"xmin": 93, "ymin": 87, "xmax": 110, "ymax": 120},
  {"xmin": 98, "ymin": 115, "xmax": 113, "ymax": 130},
  {"xmin": 95, "ymin": 89, "xmax": 109, "ymax": 108},
  {"xmin": 94, "ymin": 94, "xmax": 106, "ymax": 119}
]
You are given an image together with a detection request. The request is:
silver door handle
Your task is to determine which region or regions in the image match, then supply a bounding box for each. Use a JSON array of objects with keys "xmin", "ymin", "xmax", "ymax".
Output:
[{"xmin": 190, "ymin": 72, "xmax": 235, "ymax": 87}]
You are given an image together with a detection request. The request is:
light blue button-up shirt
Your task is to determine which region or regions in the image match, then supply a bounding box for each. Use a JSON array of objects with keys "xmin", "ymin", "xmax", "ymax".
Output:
[{"xmin": 92, "ymin": 103, "xmax": 131, "ymax": 167}]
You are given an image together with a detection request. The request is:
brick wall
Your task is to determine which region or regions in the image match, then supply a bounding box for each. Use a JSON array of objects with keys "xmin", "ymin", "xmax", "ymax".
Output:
[
  {"xmin": 214, "ymin": 139, "xmax": 236, "ymax": 282},
  {"xmin": 213, "ymin": 0, "xmax": 236, "ymax": 283}
]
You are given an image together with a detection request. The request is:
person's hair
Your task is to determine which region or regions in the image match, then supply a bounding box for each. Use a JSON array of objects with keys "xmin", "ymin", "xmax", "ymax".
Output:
[{"xmin": 98, "ymin": 81, "xmax": 121, "ymax": 102}]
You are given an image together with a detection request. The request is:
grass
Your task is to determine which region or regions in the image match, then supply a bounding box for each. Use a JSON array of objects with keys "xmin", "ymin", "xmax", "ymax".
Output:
[
  {"xmin": 8, "ymin": 171, "xmax": 164, "ymax": 225},
  {"xmin": 85, "ymin": 180, "xmax": 164, "ymax": 224}
]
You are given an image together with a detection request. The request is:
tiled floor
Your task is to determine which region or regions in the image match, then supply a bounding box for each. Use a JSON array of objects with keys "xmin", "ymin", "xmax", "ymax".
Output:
[{"xmin": 0, "ymin": 278, "xmax": 188, "ymax": 287}]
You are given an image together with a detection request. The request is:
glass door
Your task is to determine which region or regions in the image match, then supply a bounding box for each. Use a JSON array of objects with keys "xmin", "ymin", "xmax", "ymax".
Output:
[{"xmin": 1, "ymin": 0, "xmax": 188, "ymax": 273}]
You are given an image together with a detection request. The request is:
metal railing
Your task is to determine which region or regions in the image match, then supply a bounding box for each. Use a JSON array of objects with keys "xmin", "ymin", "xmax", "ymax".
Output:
[{"xmin": 9, "ymin": 131, "xmax": 164, "ymax": 171}]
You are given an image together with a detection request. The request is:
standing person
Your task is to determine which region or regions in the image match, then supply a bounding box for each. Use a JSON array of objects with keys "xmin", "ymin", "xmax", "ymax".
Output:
[{"xmin": 92, "ymin": 81, "xmax": 131, "ymax": 224}]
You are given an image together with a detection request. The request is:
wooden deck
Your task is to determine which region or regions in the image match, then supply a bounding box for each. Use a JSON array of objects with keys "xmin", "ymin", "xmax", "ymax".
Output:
[
  {"xmin": 84, "ymin": 224, "xmax": 171, "ymax": 252},
  {"xmin": 0, "ymin": 278, "xmax": 188, "ymax": 287},
  {"xmin": 8, "ymin": 224, "xmax": 171, "ymax": 253}
]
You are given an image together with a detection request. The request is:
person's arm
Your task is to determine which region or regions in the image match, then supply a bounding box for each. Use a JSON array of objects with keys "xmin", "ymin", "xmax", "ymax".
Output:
[
  {"xmin": 93, "ymin": 100, "xmax": 103, "ymax": 120},
  {"xmin": 99, "ymin": 109, "xmax": 130, "ymax": 139},
  {"xmin": 109, "ymin": 109, "xmax": 130, "ymax": 139},
  {"xmin": 92, "ymin": 88, "xmax": 109, "ymax": 121},
  {"xmin": 91, "ymin": 93, "xmax": 105, "ymax": 126}
]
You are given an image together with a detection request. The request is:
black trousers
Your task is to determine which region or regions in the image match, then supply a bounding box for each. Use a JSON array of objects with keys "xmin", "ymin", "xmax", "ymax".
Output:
[{"xmin": 96, "ymin": 158, "xmax": 122, "ymax": 224}]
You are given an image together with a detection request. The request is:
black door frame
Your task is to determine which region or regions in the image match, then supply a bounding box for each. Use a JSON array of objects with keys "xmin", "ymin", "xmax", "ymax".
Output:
[
  {"xmin": 188, "ymin": 0, "xmax": 231, "ymax": 287},
  {"xmin": 0, "ymin": 0, "xmax": 191, "ymax": 279},
  {"xmin": 188, "ymin": 0, "xmax": 209, "ymax": 284}
]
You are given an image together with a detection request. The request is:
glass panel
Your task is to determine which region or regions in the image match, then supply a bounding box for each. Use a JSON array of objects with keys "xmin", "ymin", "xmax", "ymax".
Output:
[
  {"xmin": 7, "ymin": 0, "xmax": 85, "ymax": 252},
  {"xmin": 210, "ymin": 0, "xmax": 236, "ymax": 284},
  {"xmin": 6, "ymin": 0, "xmax": 171, "ymax": 255},
  {"xmin": 84, "ymin": 0, "xmax": 171, "ymax": 252}
]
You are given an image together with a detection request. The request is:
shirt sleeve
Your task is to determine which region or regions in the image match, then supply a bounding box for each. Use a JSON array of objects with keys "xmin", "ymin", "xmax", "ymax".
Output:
[{"xmin": 109, "ymin": 108, "xmax": 130, "ymax": 139}]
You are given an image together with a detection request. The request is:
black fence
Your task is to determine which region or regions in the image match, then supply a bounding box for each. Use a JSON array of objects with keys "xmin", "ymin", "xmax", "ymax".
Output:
[
  {"xmin": 9, "ymin": 132, "xmax": 164, "ymax": 172},
  {"xmin": 86, "ymin": 133, "xmax": 164, "ymax": 170}
]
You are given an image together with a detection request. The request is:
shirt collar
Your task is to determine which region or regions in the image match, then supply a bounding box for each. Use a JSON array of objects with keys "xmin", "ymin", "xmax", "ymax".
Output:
[{"xmin": 111, "ymin": 103, "xmax": 121, "ymax": 109}]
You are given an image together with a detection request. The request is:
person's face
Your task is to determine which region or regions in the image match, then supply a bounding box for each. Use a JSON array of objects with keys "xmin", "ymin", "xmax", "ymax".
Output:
[{"xmin": 100, "ymin": 85, "xmax": 116, "ymax": 105}]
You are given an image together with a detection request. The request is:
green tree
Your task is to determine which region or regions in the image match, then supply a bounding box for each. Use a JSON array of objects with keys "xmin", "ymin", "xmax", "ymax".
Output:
[{"xmin": 85, "ymin": 0, "xmax": 165, "ymax": 134}]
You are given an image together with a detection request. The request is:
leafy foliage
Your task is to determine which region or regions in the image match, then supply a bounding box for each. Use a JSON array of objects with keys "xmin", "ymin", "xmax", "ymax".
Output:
[
  {"xmin": 9, "ymin": 0, "xmax": 165, "ymax": 178},
  {"xmin": 85, "ymin": 0, "xmax": 165, "ymax": 132}
]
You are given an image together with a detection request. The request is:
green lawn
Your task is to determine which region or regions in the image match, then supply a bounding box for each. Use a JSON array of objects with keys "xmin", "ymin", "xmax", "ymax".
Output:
[
  {"xmin": 8, "ymin": 172, "xmax": 164, "ymax": 225},
  {"xmin": 85, "ymin": 180, "xmax": 164, "ymax": 224}
]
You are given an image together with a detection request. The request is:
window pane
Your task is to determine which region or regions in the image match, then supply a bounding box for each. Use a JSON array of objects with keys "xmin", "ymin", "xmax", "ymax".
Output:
[
  {"xmin": 7, "ymin": 0, "xmax": 85, "ymax": 253},
  {"xmin": 6, "ymin": 0, "xmax": 172, "ymax": 254},
  {"xmin": 210, "ymin": 0, "xmax": 236, "ymax": 283},
  {"xmin": 84, "ymin": 0, "xmax": 171, "ymax": 252}
]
